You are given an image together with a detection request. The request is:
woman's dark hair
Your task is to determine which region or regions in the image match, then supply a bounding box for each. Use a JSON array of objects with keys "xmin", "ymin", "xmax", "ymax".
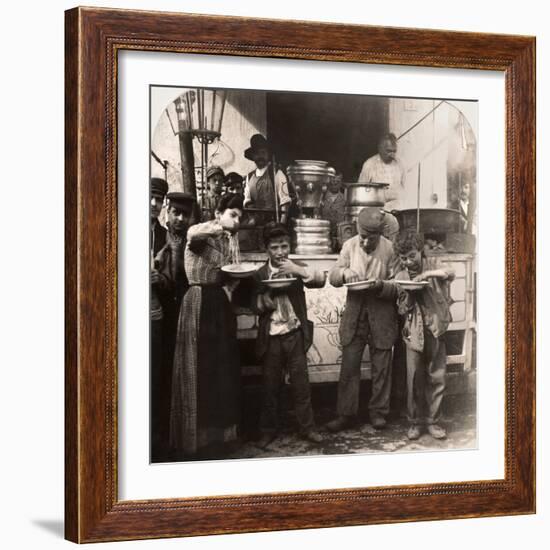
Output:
[
  {"xmin": 216, "ymin": 192, "xmax": 244, "ymax": 213},
  {"xmin": 263, "ymin": 222, "xmax": 290, "ymax": 247},
  {"xmin": 394, "ymin": 231, "xmax": 424, "ymax": 254}
]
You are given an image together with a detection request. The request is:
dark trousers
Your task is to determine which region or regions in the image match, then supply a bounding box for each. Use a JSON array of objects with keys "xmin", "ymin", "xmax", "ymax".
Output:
[
  {"xmin": 337, "ymin": 314, "xmax": 393, "ymax": 421},
  {"xmin": 405, "ymin": 331, "xmax": 446, "ymax": 425},
  {"xmin": 390, "ymin": 318, "xmax": 407, "ymax": 416},
  {"xmin": 151, "ymin": 319, "xmax": 169, "ymax": 455},
  {"xmin": 260, "ymin": 329, "xmax": 315, "ymax": 435}
]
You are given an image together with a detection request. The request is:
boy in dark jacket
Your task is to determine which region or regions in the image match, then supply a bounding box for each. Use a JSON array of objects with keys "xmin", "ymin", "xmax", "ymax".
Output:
[
  {"xmin": 252, "ymin": 222, "xmax": 326, "ymax": 449},
  {"xmin": 392, "ymin": 231, "xmax": 455, "ymax": 440}
]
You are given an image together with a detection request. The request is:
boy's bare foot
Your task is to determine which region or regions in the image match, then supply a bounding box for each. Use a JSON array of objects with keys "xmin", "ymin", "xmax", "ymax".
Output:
[
  {"xmin": 427, "ymin": 424, "xmax": 447, "ymax": 439},
  {"xmin": 407, "ymin": 424, "xmax": 422, "ymax": 440}
]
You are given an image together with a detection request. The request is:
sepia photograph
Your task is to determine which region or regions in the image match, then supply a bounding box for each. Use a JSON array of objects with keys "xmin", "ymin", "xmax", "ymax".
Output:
[{"xmin": 149, "ymin": 85, "xmax": 478, "ymax": 464}]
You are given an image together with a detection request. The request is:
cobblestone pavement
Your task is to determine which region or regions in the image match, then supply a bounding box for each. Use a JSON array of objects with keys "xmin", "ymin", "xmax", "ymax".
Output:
[
  {"xmin": 225, "ymin": 386, "xmax": 477, "ymax": 460},
  {"xmin": 226, "ymin": 412, "xmax": 476, "ymax": 460},
  {"xmin": 158, "ymin": 383, "xmax": 476, "ymax": 463}
]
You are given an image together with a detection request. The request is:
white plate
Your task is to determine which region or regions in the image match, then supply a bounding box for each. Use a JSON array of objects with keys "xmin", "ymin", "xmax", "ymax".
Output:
[
  {"xmin": 343, "ymin": 279, "xmax": 376, "ymax": 291},
  {"xmin": 261, "ymin": 277, "xmax": 298, "ymax": 289},
  {"xmin": 221, "ymin": 263, "xmax": 258, "ymax": 278},
  {"xmin": 394, "ymin": 280, "xmax": 430, "ymax": 290}
]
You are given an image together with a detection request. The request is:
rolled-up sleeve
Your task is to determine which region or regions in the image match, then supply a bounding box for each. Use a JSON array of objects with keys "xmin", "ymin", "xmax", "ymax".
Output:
[
  {"xmin": 329, "ymin": 242, "xmax": 351, "ymax": 287},
  {"xmin": 276, "ymin": 170, "xmax": 291, "ymax": 206}
]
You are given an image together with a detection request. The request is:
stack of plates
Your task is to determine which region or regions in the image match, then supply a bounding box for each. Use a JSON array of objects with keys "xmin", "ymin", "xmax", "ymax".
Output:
[{"xmin": 294, "ymin": 219, "xmax": 331, "ymax": 255}]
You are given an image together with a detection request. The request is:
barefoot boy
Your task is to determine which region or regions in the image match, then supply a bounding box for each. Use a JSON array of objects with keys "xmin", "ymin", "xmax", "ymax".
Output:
[
  {"xmin": 392, "ymin": 231, "xmax": 455, "ymax": 440},
  {"xmin": 252, "ymin": 222, "xmax": 326, "ymax": 448}
]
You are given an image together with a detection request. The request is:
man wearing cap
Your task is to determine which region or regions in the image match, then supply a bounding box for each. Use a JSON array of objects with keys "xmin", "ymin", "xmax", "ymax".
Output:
[
  {"xmin": 150, "ymin": 177, "xmax": 168, "ymax": 372},
  {"xmin": 225, "ymin": 171, "xmax": 244, "ymax": 196},
  {"xmin": 150, "ymin": 177, "xmax": 168, "ymax": 459},
  {"xmin": 326, "ymin": 207, "xmax": 398, "ymax": 432},
  {"xmin": 358, "ymin": 133, "xmax": 405, "ymax": 211},
  {"xmin": 150, "ymin": 177, "xmax": 168, "ymax": 257},
  {"xmin": 200, "ymin": 165, "xmax": 225, "ymax": 220},
  {"xmin": 243, "ymin": 134, "xmax": 291, "ymax": 224},
  {"xmin": 151, "ymin": 191, "xmax": 195, "ymax": 460}
]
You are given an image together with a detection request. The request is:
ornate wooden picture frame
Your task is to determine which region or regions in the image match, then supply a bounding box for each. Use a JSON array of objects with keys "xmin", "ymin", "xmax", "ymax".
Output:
[{"xmin": 65, "ymin": 6, "xmax": 535, "ymax": 543}]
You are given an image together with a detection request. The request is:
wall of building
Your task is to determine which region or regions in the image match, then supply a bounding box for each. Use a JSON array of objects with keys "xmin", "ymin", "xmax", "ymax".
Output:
[
  {"xmin": 389, "ymin": 99, "xmax": 478, "ymax": 211},
  {"xmin": 151, "ymin": 88, "xmax": 267, "ymax": 192}
]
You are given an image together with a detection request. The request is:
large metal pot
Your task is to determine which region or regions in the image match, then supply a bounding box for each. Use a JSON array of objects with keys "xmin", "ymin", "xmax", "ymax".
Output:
[
  {"xmin": 345, "ymin": 182, "xmax": 388, "ymax": 207},
  {"xmin": 395, "ymin": 208, "xmax": 462, "ymax": 234},
  {"xmin": 287, "ymin": 160, "xmax": 335, "ymax": 209}
]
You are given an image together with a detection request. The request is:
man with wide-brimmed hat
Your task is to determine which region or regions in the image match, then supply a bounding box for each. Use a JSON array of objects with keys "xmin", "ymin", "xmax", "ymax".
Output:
[
  {"xmin": 200, "ymin": 165, "xmax": 225, "ymax": 220},
  {"xmin": 151, "ymin": 191, "xmax": 195, "ymax": 461},
  {"xmin": 243, "ymin": 134, "xmax": 291, "ymax": 223},
  {"xmin": 326, "ymin": 207, "xmax": 399, "ymax": 433}
]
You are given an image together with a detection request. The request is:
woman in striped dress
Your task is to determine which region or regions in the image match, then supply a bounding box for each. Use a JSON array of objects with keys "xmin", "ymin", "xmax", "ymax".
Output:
[{"xmin": 170, "ymin": 194, "xmax": 244, "ymax": 459}]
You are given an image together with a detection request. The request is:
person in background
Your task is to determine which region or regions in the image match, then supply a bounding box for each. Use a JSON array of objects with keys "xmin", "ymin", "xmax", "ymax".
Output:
[
  {"xmin": 391, "ymin": 231, "xmax": 455, "ymax": 440},
  {"xmin": 151, "ymin": 191, "xmax": 195, "ymax": 461},
  {"xmin": 243, "ymin": 134, "xmax": 291, "ymax": 224},
  {"xmin": 170, "ymin": 193, "xmax": 244, "ymax": 459},
  {"xmin": 150, "ymin": 177, "xmax": 168, "ymax": 257},
  {"xmin": 358, "ymin": 133, "xmax": 405, "ymax": 211},
  {"xmin": 225, "ymin": 171, "xmax": 244, "ymax": 195},
  {"xmin": 251, "ymin": 223, "xmax": 326, "ymax": 449},
  {"xmin": 320, "ymin": 172, "xmax": 346, "ymax": 251},
  {"xmin": 150, "ymin": 177, "xmax": 168, "ymax": 458},
  {"xmin": 459, "ymin": 180, "xmax": 471, "ymax": 232},
  {"xmin": 201, "ymin": 165, "xmax": 225, "ymax": 220},
  {"xmin": 326, "ymin": 207, "xmax": 398, "ymax": 433}
]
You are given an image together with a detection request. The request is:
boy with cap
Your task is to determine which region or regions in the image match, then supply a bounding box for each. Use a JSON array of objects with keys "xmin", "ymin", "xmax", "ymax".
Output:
[
  {"xmin": 326, "ymin": 207, "xmax": 398, "ymax": 432},
  {"xmin": 319, "ymin": 171, "xmax": 346, "ymax": 251},
  {"xmin": 150, "ymin": 177, "xmax": 168, "ymax": 257},
  {"xmin": 225, "ymin": 172, "xmax": 244, "ymax": 196},
  {"xmin": 150, "ymin": 177, "xmax": 168, "ymax": 458},
  {"xmin": 392, "ymin": 231, "xmax": 455, "ymax": 440},
  {"xmin": 251, "ymin": 222, "xmax": 326, "ymax": 448},
  {"xmin": 151, "ymin": 191, "xmax": 195, "ymax": 460},
  {"xmin": 201, "ymin": 165, "xmax": 225, "ymax": 220}
]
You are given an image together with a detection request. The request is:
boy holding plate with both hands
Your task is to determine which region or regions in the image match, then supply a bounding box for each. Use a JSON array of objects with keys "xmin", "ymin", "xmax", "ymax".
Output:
[{"xmin": 390, "ymin": 230, "xmax": 455, "ymax": 440}]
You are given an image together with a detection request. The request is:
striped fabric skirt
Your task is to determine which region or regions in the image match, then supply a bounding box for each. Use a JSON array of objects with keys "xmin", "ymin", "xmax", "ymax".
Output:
[{"xmin": 170, "ymin": 285, "xmax": 240, "ymax": 457}]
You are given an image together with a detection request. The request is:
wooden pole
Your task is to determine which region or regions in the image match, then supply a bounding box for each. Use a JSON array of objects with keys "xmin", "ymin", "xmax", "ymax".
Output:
[
  {"xmin": 416, "ymin": 163, "xmax": 421, "ymax": 233},
  {"xmin": 272, "ymin": 154, "xmax": 279, "ymax": 223},
  {"xmin": 177, "ymin": 131, "xmax": 197, "ymax": 196}
]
